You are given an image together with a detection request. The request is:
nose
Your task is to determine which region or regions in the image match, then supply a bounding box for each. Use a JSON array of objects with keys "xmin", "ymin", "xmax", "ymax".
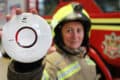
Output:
[{"xmin": 72, "ymin": 30, "xmax": 78, "ymax": 39}]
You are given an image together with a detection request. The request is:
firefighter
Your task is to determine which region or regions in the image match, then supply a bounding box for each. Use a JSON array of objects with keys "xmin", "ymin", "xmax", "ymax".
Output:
[
  {"xmin": 42, "ymin": 2, "xmax": 101, "ymax": 80},
  {"xmin": 6, "ymin": 2, "xmax": 101, "ymax": 80}
]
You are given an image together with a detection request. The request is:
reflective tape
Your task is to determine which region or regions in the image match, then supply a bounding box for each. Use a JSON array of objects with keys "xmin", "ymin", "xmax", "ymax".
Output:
[
  {"xmin": 85, "ymin": 58, "xmax": 96, "ymax": 65},
  {"xmin": 41, "ymin": 70, "xmax": 49, "ymax": 80},
  {"xmin": 57, "ymin": 61, "xmax": 81, "ymax": 80}
]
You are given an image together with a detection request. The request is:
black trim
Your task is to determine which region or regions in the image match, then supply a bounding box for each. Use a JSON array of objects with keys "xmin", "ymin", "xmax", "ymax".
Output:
[{"xmin": 15, "ymin": 26, "xmax": 38, "ymax": 48}]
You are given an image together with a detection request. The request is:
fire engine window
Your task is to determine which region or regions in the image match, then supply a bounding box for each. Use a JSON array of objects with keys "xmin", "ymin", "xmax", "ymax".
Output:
[
  {"xmin": 63, "ymin": 0, "xmax": 76, "ymax": 1},
  {"xmin": 38, "ymin": 0, "xmax": 59, "ymax": 16},
  {"xmin": 94, "ymin": 0, "xmax": 120, "ymax": 12}
]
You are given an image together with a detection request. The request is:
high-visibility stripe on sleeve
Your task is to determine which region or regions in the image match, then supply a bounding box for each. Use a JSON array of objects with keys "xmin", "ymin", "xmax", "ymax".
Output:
[
  {"xmin": 41, "ymin": 70, "xmax": 49, "ymax": 80},
  {"xmin": 57, "ymin": 61, "xmax": 81, "ymax": 80}
]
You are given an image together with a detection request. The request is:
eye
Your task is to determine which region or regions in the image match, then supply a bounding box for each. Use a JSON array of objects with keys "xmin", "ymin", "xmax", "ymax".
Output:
[
  {"xmin": 77, "ymin": 28, "xmax": 81, "ymax": 33},
  {"xmin": 67, "ymin": 29, "xmax": 72, "ymax": 33},
  {"xmin": 65, "ymin": 28, "xmax": 73, "ymax": 33}
]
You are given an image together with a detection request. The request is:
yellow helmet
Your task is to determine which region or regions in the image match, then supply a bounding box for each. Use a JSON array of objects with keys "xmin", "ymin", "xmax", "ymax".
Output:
[
  {"xmin": 51, "ymin": 2, "xmax": 91, "ymax": 54},
  {"xmin": 51, "ymin": 2, "xmax": 91, "ymax": 31}
]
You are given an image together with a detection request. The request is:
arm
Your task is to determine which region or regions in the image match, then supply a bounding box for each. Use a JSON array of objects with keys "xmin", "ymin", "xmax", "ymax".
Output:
[
  {"xmin": 8, "ymin": 59, "xmax": 44, "ymax": 80},
  {"xmin": 42, "ymin": 58, "xmax": 58, "ymax": 80},
  {"xmin": 6, "ymin": 8, "xmax": 44, "ymax": 80}
]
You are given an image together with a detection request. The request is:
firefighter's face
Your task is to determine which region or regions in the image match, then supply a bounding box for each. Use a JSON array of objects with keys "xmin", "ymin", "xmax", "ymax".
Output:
[{"xmin": 62, "ymin": 21, "xmax": 84, "ymax": 49}]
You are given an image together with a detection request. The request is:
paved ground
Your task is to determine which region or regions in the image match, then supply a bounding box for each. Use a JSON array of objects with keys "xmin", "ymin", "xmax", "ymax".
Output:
[{"xmin": 0, "ymin": 58, "xmax": 11, "ymax": 80}]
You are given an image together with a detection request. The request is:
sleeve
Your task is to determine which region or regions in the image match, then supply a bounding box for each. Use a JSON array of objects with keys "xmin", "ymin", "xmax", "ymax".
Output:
[
  {"xmin": 7, "ymin": 60, "xmax": 44, "ymax": 80},
  {"xmin": 41, "ymin": 58, "xmax": 58, "ymax": 80}
]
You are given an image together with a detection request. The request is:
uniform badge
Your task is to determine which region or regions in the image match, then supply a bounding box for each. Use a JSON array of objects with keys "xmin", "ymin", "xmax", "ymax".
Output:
[{"xmin": 102, "ymin": 32, "xmax": 120, "ymax": 59}]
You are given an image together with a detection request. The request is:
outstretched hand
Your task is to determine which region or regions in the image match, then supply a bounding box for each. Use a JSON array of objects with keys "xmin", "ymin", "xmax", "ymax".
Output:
[
  {"xmin": 3, "ymin": 8, "xmax": 56, "ymax": 54},
  {"xmin": 0, "ymin": 8, "xmax": 38, "ymax": 38}
]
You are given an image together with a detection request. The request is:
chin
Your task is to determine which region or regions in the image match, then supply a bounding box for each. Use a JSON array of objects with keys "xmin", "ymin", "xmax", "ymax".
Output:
[{"xmin": 69, "ymin": 46, "xmax": 80, "ymax": 49}]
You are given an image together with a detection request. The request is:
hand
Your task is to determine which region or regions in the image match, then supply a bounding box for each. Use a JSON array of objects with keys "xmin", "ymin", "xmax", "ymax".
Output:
[
  {"xmin": 6, "ymin": 8, "xmax": 38, "ymax": 21},
  {"xmin": 5, "ymin": 8, "xmax": 44, "ymax": 73},
  {"xmin": 1, "ymin": 8, "xmax": 39, "ymax": 37},
  {"xmin": 0, "ymin": 8, "xmax": 38, "ymax": 38}
]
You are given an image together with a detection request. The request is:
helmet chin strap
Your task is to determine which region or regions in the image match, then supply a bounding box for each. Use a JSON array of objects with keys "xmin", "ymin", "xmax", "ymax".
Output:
[{"xmin": 62, "ymin": 45, "xmax": 87, "ymax": 57}]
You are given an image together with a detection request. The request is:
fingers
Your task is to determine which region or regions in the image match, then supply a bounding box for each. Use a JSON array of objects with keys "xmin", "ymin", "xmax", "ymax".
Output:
[
  {"xmin": 15, "ymin": 8, "xmax": 22, "ymax": 15},
  {"xmin": 6, "ymin": 8, "xmax": 22, "ymax": 22},
  {"xmin": 29, "ymin": 8, "xmax": 38, "ymax": 14},
  {"xmin": 16, "ymin": 8, "xmax": 38, "ymax": 14},
  {"xmin": 6, "ymin": 14, "xmax": 11, "ymax": 22},
  {"xmin": 6, "ymin": 8, "xmax": 38, "ymax": 22}
]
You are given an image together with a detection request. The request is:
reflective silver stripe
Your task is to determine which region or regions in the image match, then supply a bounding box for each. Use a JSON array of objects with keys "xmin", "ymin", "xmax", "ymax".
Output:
[
  {"xmin": 57, "ymin": 61, "xmax": 81, "ymax": 80},
  {"xmin": 85, "ymin": 58, "xmax": 96, "ymax": 65},
  {"xmin": 41, "ymin": 70, "xmax": 49, "ymax": 80}
]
